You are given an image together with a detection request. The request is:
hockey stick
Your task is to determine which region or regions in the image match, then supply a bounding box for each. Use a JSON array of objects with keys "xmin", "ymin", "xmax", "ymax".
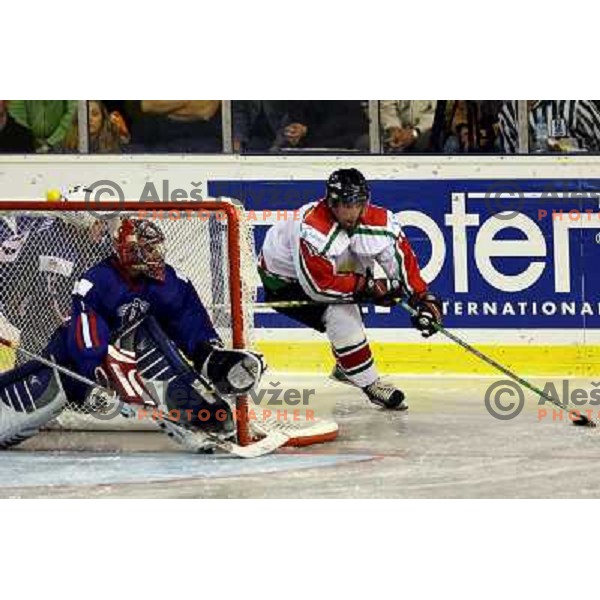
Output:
[
  {"xmin": 0, "ymin": 336, "xmax": 110, "ymax": 390},
  {"xmin": 0, "ymin": 335, "xmax": 289, "ymax": 457},
  {"xmin": 253, "ymin": 297, "xmax": 596, "ymax": 428},
  {"xmin": 394, "ymin": 300, "xmax": 596, "ymax": 428},
  {"xmin": 108, "ymin": 317, "xmax": 291, "ymax": 456}
]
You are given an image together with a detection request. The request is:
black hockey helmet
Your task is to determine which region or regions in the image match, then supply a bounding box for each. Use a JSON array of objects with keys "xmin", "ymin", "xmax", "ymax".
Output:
[{"xmin": 325, "ymin": 168, "xmax": 370, "ymax": 207}]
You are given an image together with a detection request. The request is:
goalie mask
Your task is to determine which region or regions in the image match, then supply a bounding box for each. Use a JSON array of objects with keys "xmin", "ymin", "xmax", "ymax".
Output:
[{"xmin": 113, "ymin": 219, "xmax": 166, "ymax": 281}]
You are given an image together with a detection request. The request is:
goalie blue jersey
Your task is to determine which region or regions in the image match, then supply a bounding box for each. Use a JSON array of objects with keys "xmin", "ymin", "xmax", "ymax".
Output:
[{"xmin": 68, "ymin": 257, "xmax": 219, "ymax": 379}]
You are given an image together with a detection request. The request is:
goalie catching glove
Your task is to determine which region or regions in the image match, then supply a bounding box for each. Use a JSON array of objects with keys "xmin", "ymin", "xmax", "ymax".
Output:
[
  {"xmin": 409, "ymin": 292, "xmax": 443, "ymax": 338},
  {"xmin": 354, "ymin": 268, "xmax": 403, "ymax": 306},
  {"xmin": 193, "ymin": 341, "xmax": 267, "ymax": 396}
]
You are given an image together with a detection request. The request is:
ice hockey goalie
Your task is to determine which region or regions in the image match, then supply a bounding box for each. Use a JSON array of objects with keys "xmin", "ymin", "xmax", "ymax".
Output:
[{"xmin": 0, "ymin": 217, "xmax": 266, "ymax": 450}]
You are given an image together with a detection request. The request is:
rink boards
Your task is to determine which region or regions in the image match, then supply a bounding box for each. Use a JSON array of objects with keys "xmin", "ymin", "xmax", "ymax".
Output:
[
  {"xmin": 1, "ymin": 153, "xmax": 600, "ymax": 376},
  {"xmin": 209, "ymin": 174, "xmax": 600, "ymax": 377}
]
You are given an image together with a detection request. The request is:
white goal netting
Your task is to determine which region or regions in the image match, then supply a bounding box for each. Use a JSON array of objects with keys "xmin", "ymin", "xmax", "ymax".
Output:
[{"xmin": 0, "ymin": 200, "xmax": 258, "ymax": 432}]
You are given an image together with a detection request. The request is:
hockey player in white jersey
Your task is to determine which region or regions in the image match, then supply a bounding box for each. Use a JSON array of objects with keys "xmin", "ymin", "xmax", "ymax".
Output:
[{"xmin": 259, "ymin": 168, "xmax": 443, "ymax": 410}]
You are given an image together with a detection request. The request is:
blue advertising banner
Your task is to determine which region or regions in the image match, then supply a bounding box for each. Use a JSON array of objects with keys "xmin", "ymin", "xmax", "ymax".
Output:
[{"xmin": 209, "ymin": 179, "xmax": 600, "ymax": 330}]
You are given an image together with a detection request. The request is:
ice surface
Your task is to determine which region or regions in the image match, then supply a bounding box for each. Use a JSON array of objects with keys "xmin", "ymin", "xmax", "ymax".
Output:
[{"xmin": 2, "ymin": 374, "xmax": 599, "ymax": 498}]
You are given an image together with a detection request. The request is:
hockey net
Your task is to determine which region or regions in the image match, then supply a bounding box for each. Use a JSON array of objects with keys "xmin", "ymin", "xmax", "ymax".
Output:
[{"xmin": 0, "ymin": 200, "xmax": 258, "ymax": 445}]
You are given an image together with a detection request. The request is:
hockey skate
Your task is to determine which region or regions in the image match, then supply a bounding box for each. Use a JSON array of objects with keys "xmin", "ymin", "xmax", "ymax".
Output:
[{"xmin": 362, "ymin": 378, "xmax": 408, "ymax": 411}]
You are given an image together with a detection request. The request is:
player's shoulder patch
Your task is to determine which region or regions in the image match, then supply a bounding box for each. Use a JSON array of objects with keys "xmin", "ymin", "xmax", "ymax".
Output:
[
  {"xmin": 303, "ymin": 200, "xmax": 336, "ymax": 236},
  {"xmin": 361, "ymin": 204, "xmax": 389, "ymax": 227},
  {"xmin": 300, "ymin": 199, "xmax": 346, "ymax": 254},
  {"xmin": 73, "ymin": 258, "xmax": 116, "ymax": 298},
  {"xmin": 300, "ymin": 201, "xmax": 339, "ymax": 253},
  {"xmin": 76, "ymin": 257, "xmax": 118, "ymax": 293},
  {"xmin": 73, "ymin": 278, "xmax": 94, "ymax": 298}
]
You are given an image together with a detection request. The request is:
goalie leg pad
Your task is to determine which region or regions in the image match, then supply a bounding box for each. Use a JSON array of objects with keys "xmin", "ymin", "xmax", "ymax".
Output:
[
  {"xmin": 0, "ymin": 360, "xmax": 67, "ymax": 449},
  {"xmin": 164, "ymin": 371, "xmax": 234, "ymax": 434}
]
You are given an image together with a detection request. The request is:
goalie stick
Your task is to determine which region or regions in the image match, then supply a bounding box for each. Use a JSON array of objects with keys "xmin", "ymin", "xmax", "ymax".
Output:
[
  {"xmin": 0, "ymin": 335, "xmax": 289, "ymax": 457},
  {"xmin": 252, "ymin": 297, "xmax": 597, "ymax": 428}
]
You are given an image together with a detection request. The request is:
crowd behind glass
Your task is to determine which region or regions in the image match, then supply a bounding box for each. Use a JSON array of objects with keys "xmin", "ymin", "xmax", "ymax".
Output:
[{"xmin": 1, "ymin": 100, "xmax": 599, "ymax": 155}]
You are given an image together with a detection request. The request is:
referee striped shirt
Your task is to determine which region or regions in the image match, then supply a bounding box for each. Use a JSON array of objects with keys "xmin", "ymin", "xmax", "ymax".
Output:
[{"xmin": 498, "ymin": 100, "xmax": 600, "ymax": 153}]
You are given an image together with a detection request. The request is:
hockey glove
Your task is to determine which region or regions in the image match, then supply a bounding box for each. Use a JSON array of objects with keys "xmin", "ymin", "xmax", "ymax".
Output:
[
  {"xmin": 354, "ymin": 268, "xmax": 403, "ymax": 306},
  {"xmin": 408, "ymin": 292, "xmax": 443, "ymax": 338},
  {"xmin": 193, "ymin": 340, "xmax": 267, "ymax": 396},
  {"xmin": 81, "ymin": 345, "xmax": 157, "ymax": 419}
]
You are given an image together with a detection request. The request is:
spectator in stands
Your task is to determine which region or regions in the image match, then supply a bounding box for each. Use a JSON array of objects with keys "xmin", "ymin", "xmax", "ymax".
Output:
[
  {"xmin": 128, "ymin": 101, "xmax": 223, "ymax": 152},
  {"xmin": 0, "ymin": 101, "xmax": 34, "ymax": 153},
  {"xmin": 107, "ymin": 109, "xmax": 130, "ymax": 148},
  {"xmin": 443, "ymin": 123, "xmax": 471, "ymax": 153},
  {"xmin": 232, "ymin": 101, "xmax": 290, "ymax": 152},
  {"xmin": 431, "ymin": 101, "xmax": 503, "ymax": 153},
  {"xmin": 380, "ymin": 101, "xmax": 436, "ymax": 152},
  {"xmin": 498, "ymin": 100, "xmax": 600, "ymax": 153},
  {"xmin": 62, "ymin": 101, "xmax": 129, "ymax": 153},
  {"xmin": 280, "ymin": 101, "xmax": 369, "ymax": 151},
  {"xmin": 98, "ymin": 101, "xmax": 134, "ymax": 143},
  {"xmin": 477, "ymin": 101, "xmax": 503, "ymax": 152},
  {"xmin": 8, "ymin": 101, "xmax": 77, "ymax": 153},
  {"xmin": 88, "ymin": 100, "xmax": 129, "ymax": 152}
]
